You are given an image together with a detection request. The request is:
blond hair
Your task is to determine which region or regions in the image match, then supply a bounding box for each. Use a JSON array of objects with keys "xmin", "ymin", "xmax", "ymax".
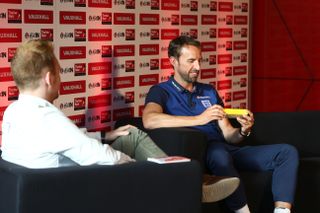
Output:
[{"xmin": 11, "ymin": 39, "xmax": 56, "ymax": 90}]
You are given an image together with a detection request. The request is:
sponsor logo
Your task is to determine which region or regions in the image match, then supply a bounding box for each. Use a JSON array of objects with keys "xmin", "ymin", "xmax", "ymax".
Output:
[
  {"xmin": 181, "ymin": 15, "xmax": 198, "ymax": 25},
  {"xmin": 201, "ymin": 15, "xmax": 216, "ymax": 25},
  {"xmin": 208, "ymin": 28, "xmax": 216, "ymax": 38},
  {"xmin": 0, "ymin": 0, "xmax": 21, "ymax": 3},
  {"xmin": 88, "ymin": 0, "xmax": 112, "ymax": 8},
  {"xmin": 60, "ymin": 11, "xmax": 86, "ymax": 24},
  {"xmin": 218, "ymin": 2, "xmax": 233, "ymax": 11},
  {"xmin": 126, "ymin": 0, "xmax": 135, "ymax": 9},
  {"xmin": 88, "ymin": 15, "xmax": 101, "ymax": 22},
  {"xmin": 0, "ymin": 106, "xmax": 7, "ymax": 121},
  {"xmin": 234, "ymin": 16, "xmax": 248, "ymax": 25},
  {"xmin": 88, "ymin": 94, "xmax": 112, "ymax": 108},
  {"xmin": 41, "ymin": 0, "xmax": 53, "ymax": 5},
  {"xmin": 218, "ymin": 28, "xmax": 233, "ymax": 38},
  {"xmin": 101, "ymin": 110, "xmax": 111, "ymax": 123},
  {"xmin": 125, "ymin": 29, "xmax": 135, "ymax": 40},
  {"xmin": 113, "ymin": 94, "xmax": 124, "ymax": 102},
  {"xmin": 74, "ymin": 63, "xmax": 86, "ymax": 76},
  {"xmin": 139, "ymin": 44, "xmax": 159, "ymax": 55},
  {"xmin": 60, "ymin": 67, "xmax": 74, "ymax": 75},
  {"xmin": 88, "ymin": 82, "xmax": 101, "ymax": 89},
  {"xmin": 41, "ymin": 28, "xmax": 53, "ymax": 41},
  {"xmin": 139, "ymin": 61, "xmax": 149, "ymax": 68},
  {"xmin": 8, "ymin": 9, "xmax": 22, "ymax": 23},
  {"xmin": 201, "ymin": 68, "xmax": 216, "ymax": 79},
  {"xmin": 190, "ymin": 1, "xmax": 198, "ymax": 11},
  {"xmin": 217, "ymin": 67, "xmax": 232, "ymax": 76},
  {"xmin": 113, "ymin": 45, "xmax": 135, "ymax": 57},
  {"xmin": 161, "ymin": 29, "xmax": 179, "ymax": 40},
  {"xmin": 241, "ymin": 28, "xmax": 248, "ymax": 37},
  {"xmin": 25, "ymin": 31, "xmax": 40, "ymax": 40},
  {"xmin": 75, "ymin": 0, "xmax": 86, "ymax": 7},
  {"xmin": 59, "ymin": 101, "xmax": 73, "ymax": 110},
  {"xmin": 150, "ymin": 29, "xmax": 159, "ymax": 40},
  {"xmin": 150, "ymin": 58, "xmax": 159, "ymax": 70},
  {"xmin": 125, "ymin": 60, "xmax": 135, "ymax": 72},
  {"xmin": 233, "ymin": 90, "xmax": 246, "ymax": 101},
  {"xmin": 114, "ymin": 0, "xmax": 125, "ymax": 6},
  {"xmin": 60, "ymin": 46, "xmax": 86, "ymax": 60},
  {"xmin": 8, "ymin": 86, "xmax": 19, "ymax": 101},
  {"xmin": 60, "ymin": 80, "xmax": 86, "ymax": 95},
  {"xmin": 201, "ymin": 42, "xmax": 216, "ymax": 52},
  {"xmin": 210, "ymin": 1, "xmax": 217, "ymax": 11},
  {"xmin": 225, "ymin": 41, "xmax": 232, "ymax": 51},
  {"xmin": 88, "ymin": 47, "xmax": 101, "ymax": 55},
  {"xmin": 189, "ymin": 29, "xmax": 198, "ymax": 39},
  {"xmin": 87, "ymin": 114, "xmax": 100, "ymax": 123},
  {"xmin": 161, "ymin": 58, "xmax": 171, "ymax": 70},
  {"xmin": 0, "ymin": 12, "xmax": 6, "ymax": 19},
  {"xmin": 241, "ymin": 53, "xmax": 247, "ymax": 62},
  {"xmin": 68, "ymin": 114, "xmax": 85, "ymax": 128},
  {"xmin": 88, "ymin": 29, "xmax": 111, "ymax": 41},
  {"xmin": 74, "ymin": 29, "xmax": 86, "ymax": 42},
  {"xmin": 209, "ymin": 55, "xmax": 216, "ymax": 65},
  {"xmin": 114, "ymin": 31, "xmax": 125, "ymax": 38},
  {"xmin": 218, "ymin": 54, "xmax": 232, "ymax": 64},
  {"xmin": 102, "ymin": 45, "xmax": 112, "ymax": 57},
  {"xmin": 60, "ymin": 32, "xmax": 73, "ymax": 39},
  {"xmin": 0, "ymin": 28, "xmax": 22, "ymax": 43},
  {"xmin": 225, "ymin": 15, "xmax": 233, "ymax": 25},
  {"xmin": 114, "ymin": 13, "xmax": 135, "ymax": 25},
  {"xmin": 7, "ymin": 48, "xmax": 16, "ymax": 62},
  {"xmin": 88, "ymin": 62, "xmax": 112, "ymax": 75},
  {"xmin": 151, "ymin": 0, "xmax": 160, "ymax": 10},
  {"xmin": 0, "ymin": 52, "xmax": 6, "ymax": 58},
  {"xmin": 113, "ymin": 107, "xmax": 134, "ymax": 121},
  {"xmin": 139, "ymin": 74, "xmax": 158, "ymax": 86},
  {"xmin": 233, "ymin": 41, "xmax": 247, "ymax": 50},
  {"xmin": 24, "ymin": 10, "xmax": 53, "ymax": 24},
  {"xmin": 102, "ymin": 12, "xmax": 112, "ymax": 24},
  {"xmin": 125, "ymin": 91, "xmax": 134, "ymax": 103},
  {"xmin": 171, "ymin": 14, "xmax": 179, "ymax": 25},
  {"xmin": 223, "ymin": 92, "xmax": 232, "ymax": 102},
  {"xmin": 242, "ymin": 3, "xmax": 248, "ymax": 12},
  {"xmin": 113, "ymin": 76, "xmax": 135, "ymax": 89},
  {"xmin": 217, "ymin": 80, "xmax": 232, "ymax": 90},
  {"xmin": 233, "ymin": 66, "xmax": 247, "ymax": 75},
  {"xmin": 140, "ymin": 13, "xmax": 159, "ymax": 25},
  {"xmin": 161, "ymin": 0, "xmax": 179, "ymax": 10},
  {"xmin": 101, "ymin": 78, "xmax": 112, "ymax": 90},
  {"xmin": 0, "ymin": 67, "xmax": 13, "ymax": 82}
]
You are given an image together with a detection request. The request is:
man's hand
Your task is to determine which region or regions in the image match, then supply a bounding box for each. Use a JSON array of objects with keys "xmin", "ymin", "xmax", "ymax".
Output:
[
  {"xmin": 104, "ymin": 124, "xmax": 137, "ymax": 141},
  {"xmin": 197, "ymin": 105, "xmax": 226, "ymax": 125},
  {"xmin": 236, "ymin": 111, "xmax": 254, "ymax": 135}
]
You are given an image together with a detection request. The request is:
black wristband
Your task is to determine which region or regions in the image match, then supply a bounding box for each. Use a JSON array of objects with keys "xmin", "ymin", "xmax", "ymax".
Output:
[{"xmin": 239, "ymin": 128, "xmax": 251, "ymax": 137}]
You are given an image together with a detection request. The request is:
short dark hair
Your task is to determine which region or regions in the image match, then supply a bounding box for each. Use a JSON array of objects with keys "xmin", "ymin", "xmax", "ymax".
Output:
[{"xmin": 168, "ymin": 36, "xmax": 201, "ymax": 59}]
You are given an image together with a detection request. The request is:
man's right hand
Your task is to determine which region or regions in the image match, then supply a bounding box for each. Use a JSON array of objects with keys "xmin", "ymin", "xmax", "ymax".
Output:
[{"xmin": 197, "ymin": 105, "xmax": 226, "ymax": 125}]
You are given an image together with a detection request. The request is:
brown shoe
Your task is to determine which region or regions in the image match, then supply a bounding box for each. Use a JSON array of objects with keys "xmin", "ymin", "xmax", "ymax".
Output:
[{"xmin": 202, "ymin": 174, "xmax": 240, "ymax": 203}]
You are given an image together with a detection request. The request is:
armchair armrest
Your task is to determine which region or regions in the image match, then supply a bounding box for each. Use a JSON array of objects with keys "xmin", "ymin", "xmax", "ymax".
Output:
[
  {"xmin": 0, "ymin": 159, "xmax": 202, "ymax": 213},
  {"xmin": 115, "ymin": 118, "xmax": 208, "ymax": 171}
]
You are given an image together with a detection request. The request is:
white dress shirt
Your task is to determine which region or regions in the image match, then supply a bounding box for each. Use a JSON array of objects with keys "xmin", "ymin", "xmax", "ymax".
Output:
[{"xmin": 1, "ymin": 94, "xmax": 133, "ymax": 168}]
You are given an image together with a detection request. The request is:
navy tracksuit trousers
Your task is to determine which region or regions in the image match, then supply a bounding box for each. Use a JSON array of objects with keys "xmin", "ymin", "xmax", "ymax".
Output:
[{"xmin": 206, "ymin": 142, "xmax": 299, "ymax": 211}]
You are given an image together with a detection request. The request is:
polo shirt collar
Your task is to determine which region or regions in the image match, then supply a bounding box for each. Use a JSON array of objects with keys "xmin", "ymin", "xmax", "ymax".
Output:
[{"xmin": 169, "ymin": 77, "xmax": 199, "ymax": 94}]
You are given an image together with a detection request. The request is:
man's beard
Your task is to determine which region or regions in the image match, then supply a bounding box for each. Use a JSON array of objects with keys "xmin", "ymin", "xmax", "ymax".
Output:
[{"xmin": 180, "ymin": 70, "xmax": 199, "ymax": 83}]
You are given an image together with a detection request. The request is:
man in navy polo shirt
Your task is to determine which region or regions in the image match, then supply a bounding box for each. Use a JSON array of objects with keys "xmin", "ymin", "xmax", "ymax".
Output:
[{"xmin": 143, "ymin": 36, "xmax": 298, "ymax": 213}]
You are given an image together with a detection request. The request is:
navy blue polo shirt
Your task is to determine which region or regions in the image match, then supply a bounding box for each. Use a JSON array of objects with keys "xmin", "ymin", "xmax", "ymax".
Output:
[{"xmin": 145, "ymin": 77, "xmax": 226, "ymax": 142}]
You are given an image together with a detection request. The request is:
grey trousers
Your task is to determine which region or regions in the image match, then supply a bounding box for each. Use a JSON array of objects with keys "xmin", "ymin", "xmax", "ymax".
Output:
[{"xmin": 111, "ymin": 128, "xmax": 167, "ymax": 161}]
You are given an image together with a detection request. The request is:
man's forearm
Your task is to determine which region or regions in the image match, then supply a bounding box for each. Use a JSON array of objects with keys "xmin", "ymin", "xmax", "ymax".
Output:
[{"xmin": 142, "ymin": 112, "xmax": 202, "ymax": 129}]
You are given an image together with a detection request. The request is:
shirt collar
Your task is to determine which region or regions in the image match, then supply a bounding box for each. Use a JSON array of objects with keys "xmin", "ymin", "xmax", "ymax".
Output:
[
  {"xmin": 169, "ymin": 77, "xmax": 198, "ymax": 94},
  {"xmin": 18, "ymin": 94, "xmax": 53, "ymax": 108}
]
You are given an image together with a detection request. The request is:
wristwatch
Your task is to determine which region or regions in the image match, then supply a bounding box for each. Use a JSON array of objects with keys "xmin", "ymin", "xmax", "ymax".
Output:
[{"xmin": 239, "ymin": 128, "xmax": 251, "ymax": 137}]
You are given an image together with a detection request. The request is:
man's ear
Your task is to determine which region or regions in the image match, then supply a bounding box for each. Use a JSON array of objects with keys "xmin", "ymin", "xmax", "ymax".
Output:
[
  {"xmin": 44, "ymin": 71, "xmax": 52, "ymax": 87},
  {"xmin": 169, "ymin": 56, "xmax": 176, "ymax": 66}
]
